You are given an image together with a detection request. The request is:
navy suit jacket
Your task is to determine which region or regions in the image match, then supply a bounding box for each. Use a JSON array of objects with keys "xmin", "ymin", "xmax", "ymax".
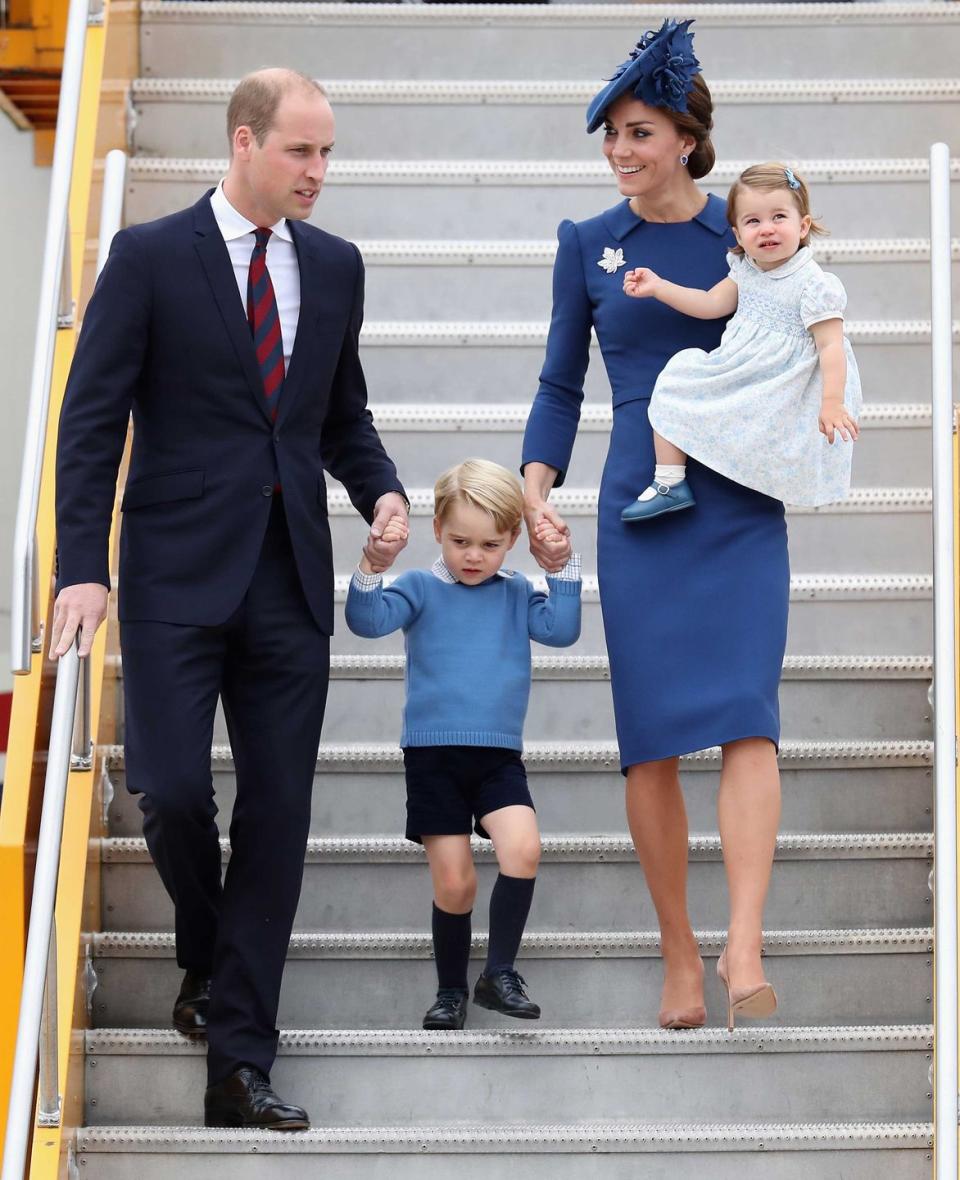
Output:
[{"xmin": 55, "ymin": 192, "xmax": 404, "ymax": 634}]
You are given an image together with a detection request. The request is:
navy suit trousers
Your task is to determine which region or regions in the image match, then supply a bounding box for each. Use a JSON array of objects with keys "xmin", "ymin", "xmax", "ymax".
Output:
[{"xmin": 121, "ymin": 498, "xmax": 330, "ymax": 1084}]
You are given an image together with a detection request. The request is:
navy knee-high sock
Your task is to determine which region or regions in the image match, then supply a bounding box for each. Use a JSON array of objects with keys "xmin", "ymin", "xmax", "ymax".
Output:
[
  {"xmin": 432, "ymin": 904, "xmax": 472, "ymax": 991},
  {"xmin": 485, "ymin": 873, "xmax": 536, "ymax": 974}
]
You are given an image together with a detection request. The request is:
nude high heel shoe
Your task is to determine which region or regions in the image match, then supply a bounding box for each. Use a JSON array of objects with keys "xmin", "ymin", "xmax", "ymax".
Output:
[
  {"xmin": 658, "ymin": 958, "xmax": 707, "ymax": 1029},
  {"xmin": 716, "ymin": 947, "xmax": 778, "ymax": 1032}
]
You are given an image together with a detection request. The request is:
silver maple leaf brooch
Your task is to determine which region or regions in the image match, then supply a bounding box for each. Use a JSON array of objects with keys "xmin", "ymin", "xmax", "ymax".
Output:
[{"xmin": 597, "ymin": 247, "xmax": 626, "ymax": 275}]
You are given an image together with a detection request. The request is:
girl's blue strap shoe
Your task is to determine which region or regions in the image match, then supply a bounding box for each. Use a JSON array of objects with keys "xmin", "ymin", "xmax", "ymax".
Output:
[{"xmin": 621, "ymin": 479, "xmax": 696, "ymax": 522}]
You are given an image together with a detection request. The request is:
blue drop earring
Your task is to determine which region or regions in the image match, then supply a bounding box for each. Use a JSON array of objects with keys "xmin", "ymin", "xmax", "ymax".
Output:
[{"xmin": 680, "ymin": 154, "xmax": 689, "ymax": 166}]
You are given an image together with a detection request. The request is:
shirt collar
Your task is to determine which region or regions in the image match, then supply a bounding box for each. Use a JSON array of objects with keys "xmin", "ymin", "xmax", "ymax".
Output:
[
  {"xmin": 743, "ymin": 244, "xmax": 814, "ymax": 280},
  {"xmin": 431, "ymin": 557, "xmax": 514, "ymax": 584},
  {"xmin": 209, "ymin": 179, "xmax": 294, "ymax": 244},
  {"xmin": 601, "ymin": 192, "xmax": 731, "ymax": 243}
]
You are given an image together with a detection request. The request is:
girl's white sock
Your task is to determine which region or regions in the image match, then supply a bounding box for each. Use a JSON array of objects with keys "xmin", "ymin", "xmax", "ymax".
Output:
[{"xmin": 637, "ymin": 464, "xmax": 686, "ymax": 502}]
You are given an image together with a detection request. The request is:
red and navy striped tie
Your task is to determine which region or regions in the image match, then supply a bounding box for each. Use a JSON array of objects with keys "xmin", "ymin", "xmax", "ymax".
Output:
[{"xmin": 247, "ymin": 227, "xmax": 284, "ymax": 419}]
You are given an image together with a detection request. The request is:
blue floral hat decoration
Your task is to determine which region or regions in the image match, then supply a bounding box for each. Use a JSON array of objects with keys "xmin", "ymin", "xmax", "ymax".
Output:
[{"xmin": 586, "ymin": 18, "xmax": 702, "ymax": 134}]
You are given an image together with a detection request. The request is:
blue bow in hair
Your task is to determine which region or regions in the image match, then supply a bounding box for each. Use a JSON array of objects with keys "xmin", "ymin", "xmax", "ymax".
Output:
[
  {"xmin": 784, "ymin": 167, "xmax": 801, "ymax": 190},
  {"xmin": 586, "ymin": 19, "xmax": 702, "ymax": 133}
]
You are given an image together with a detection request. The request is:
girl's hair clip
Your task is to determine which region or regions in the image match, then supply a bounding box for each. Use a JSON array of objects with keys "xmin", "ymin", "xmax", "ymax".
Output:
[{"xmin": 784, "ymin": 167, "xmax": 801, "ymax": 191}]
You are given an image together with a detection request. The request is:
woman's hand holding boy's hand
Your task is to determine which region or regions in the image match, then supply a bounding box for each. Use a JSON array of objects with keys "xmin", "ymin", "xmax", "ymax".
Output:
[
  {"xmin": 623, "ymin": 267, "xmax": 662, "ymax": 299},
  {"xmin": 818, "ymin": 402, "xmax": 860, "ymax": 445},
  {"xmin": 523, "ymin": 498, "xmax": 572, "ymax": 573},
  {"xmin": 360, "ymin": 513, "xmax": 409, "ymax": 575}
]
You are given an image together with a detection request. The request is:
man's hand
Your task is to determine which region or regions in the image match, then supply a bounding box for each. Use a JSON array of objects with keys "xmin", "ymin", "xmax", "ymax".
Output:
[
  {"xmin": 523, "ymin": 498, "xmax": 572, "ymax": 573},
  {"xmin": 363, "ymin": 492, "xmax": 410, "ymax": 574},
  {"xmin": 49, "ymin": 583, "xmax": 109, "ymax": 659}
]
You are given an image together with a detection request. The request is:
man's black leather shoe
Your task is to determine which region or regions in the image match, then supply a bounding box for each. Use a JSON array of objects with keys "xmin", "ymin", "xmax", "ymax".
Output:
[
  {"xmin": 172, "ymin": 969, "xmax": 211, "ymax": 1040},
  {"xmin": 422, "ymin": 988, "xmax": 468, "ymax": 1030},
  {"xmin": 473, "ymin": 969, "xmax": 541, "ymax": 1019},
  {"xmin": 204, "ymin": 1065, "xmax": 310, "ymax": 1130}
]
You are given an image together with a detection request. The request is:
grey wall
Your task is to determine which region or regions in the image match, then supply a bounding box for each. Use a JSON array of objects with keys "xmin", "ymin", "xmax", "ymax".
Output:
[{"xmin": 0, "ymin": 119, "xmax": 51, "ymax": 687}]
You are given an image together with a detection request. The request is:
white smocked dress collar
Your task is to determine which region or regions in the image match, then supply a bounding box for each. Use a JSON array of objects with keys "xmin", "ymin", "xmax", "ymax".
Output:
[{"xmin": 744, "ymin": 245, "xmax": 814, "ymax": 281}]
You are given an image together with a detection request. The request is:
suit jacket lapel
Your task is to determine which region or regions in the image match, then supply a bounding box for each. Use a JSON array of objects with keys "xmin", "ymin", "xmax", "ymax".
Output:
[{"xmin": 192, "ymin": 193, "xmax": 274, "ymax": 426}]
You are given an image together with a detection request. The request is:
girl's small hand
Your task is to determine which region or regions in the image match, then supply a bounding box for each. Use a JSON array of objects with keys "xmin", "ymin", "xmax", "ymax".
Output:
[
  {"xmin": 623, "ymin": 267, "xmax": 661, "ymax": 299},
  {"xmin": 819, "ymin": 404, "xmax": 860, "ymax": 444}
]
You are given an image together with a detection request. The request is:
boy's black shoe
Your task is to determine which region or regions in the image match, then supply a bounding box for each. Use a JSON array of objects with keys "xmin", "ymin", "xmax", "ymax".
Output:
[
  {"xmin": 473, "ymin": 969, "xmax": 541, "ymax": 1019},
  {"xmin": 423, "ymin": 988, "xmax": 469, "ymax": 1029}
]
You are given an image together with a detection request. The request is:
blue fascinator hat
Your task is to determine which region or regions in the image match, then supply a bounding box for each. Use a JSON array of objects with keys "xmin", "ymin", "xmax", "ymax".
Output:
[{"xmin": 586, "ymin": 19, "xmax": 701, "ymax": 134}]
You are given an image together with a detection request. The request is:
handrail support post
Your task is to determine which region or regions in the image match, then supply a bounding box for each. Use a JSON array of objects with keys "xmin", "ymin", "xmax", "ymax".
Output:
[{"xmin": 36, "ymin": 923, "xmax": 62, "ymax": 1129}]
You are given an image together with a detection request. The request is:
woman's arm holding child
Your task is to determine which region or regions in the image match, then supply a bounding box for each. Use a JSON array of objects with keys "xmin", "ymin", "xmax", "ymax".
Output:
[
  {"xmin": 346, "ymin": 514, "xmax": 422, "ymax": 638},
  {"xmin": 622, "ymin": 268, "xmax": 739, "ymax": 321},
  {"xmin": 810, "ymin": 319, "xmax": 859, "ymax": 444}
]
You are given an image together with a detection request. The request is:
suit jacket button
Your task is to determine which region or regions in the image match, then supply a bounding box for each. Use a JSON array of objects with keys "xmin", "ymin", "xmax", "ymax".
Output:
[{"xmin": 261, "ymin": 485, "xmax": 273, "ymax": 497}]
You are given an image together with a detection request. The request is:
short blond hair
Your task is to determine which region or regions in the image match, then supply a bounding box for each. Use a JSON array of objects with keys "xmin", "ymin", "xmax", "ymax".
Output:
[
  {"xmin": 434, "ymin": 459, "xmax": 524, "ymax": 534},
  {"xmin": 227, "ymin": 68, "xmax": 327, "ymax": 150},
  {"xmin": 726, "ymin": 162, "xmax": 828, "ymax": 255}
]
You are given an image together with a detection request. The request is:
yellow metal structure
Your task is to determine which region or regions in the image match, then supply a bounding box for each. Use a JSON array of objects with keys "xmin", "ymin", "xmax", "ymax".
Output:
[{"xmin": 0, "ymin": 0, "xmax": 132, "ymax": 1172}]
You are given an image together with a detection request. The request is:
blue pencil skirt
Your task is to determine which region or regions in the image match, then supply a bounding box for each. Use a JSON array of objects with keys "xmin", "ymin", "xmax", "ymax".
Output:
[{"xmin": 596, "ymin": 398, "xmax": 790, "ymax": 771}]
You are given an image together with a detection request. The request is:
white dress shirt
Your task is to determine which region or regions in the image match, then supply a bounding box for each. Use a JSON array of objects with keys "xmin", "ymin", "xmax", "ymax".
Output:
[{"xmin": 209, "ymin": 180, "xmax": 301, "ymax": 375}]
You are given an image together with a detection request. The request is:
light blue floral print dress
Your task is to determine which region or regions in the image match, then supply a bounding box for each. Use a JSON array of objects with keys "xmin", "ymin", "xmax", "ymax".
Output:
[{"xmin": 648, "ymin": 246, "xmax": 862, "ymax": 507}]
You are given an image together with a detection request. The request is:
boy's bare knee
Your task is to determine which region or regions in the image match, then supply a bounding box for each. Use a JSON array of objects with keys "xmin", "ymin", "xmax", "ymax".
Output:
[
  {"xmin": 435, "ymin": 867, "xmax": 477, "ymax": 912},
  {"xmin": 500, "ymin": 837, "xmax": 541, "ymax": 879}
]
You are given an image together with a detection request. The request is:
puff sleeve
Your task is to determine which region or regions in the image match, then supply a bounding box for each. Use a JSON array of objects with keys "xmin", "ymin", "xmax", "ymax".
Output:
[
  {"xmin": 521, "ymin": 219, "xmax": 593, "ymax": 488},
  {"xmin": 726, "ymin": 252, "xmax": 748, "ymax": 285},
  {"xmin": 799, "ymin": 270, "xmax": 847, "ymax": 330}
]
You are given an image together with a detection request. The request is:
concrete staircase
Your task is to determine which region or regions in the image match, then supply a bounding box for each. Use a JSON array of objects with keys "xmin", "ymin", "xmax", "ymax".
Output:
[{"xmin": 76, "ymin": 1, "xmax": 959, "ymax": 1174}]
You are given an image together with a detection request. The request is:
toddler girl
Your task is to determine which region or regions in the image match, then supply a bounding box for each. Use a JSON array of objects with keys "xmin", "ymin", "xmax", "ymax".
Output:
[{"xmin": 620, "ymin": 162, "xmax": 861, "ymax": 521}]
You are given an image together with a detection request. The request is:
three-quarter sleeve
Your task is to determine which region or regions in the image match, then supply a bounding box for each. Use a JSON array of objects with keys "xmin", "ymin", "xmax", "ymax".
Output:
[
  {"xmin": 521, "ymin": 219, "xmax": 594, "ymax": 488},
  {"xmin": 799, "ymin": 271, "xmax": 847, "ymax": 329}
]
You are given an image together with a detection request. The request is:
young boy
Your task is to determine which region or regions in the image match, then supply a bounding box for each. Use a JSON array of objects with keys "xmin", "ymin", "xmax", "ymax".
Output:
[{"xmin": 345, "ymin": 458, "xmax": 581, "ymax": 1029}]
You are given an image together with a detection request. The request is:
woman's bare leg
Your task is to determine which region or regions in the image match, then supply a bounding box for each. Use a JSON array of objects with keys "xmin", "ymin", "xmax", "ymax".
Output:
[
  {"xmin": 625, "ymin": 758, "xmax": 704, "ymax": 1019},
  {"xmin": 717, "ymin": 737, "xmax": 781, "ymax": 990}
]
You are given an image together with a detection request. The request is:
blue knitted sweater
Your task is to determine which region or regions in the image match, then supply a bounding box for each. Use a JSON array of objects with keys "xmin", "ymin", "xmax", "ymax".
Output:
[{"xmin": 345, "ymin": 567, "xmax": 582, "ymax": 750}]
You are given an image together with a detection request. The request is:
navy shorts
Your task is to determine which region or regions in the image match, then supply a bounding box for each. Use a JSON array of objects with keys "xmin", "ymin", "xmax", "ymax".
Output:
[{"xmin": 402, "ymin": 745, "xmax": 535, "ymax": 844}]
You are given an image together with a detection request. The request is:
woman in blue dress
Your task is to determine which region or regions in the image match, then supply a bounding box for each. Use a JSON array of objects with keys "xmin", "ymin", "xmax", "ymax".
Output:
[{"xmin": 522, "ymin": 22, "xmax": 786, "ymax": 1031}]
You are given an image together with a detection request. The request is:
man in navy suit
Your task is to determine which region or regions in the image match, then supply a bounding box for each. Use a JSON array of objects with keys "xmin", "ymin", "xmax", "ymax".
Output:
[{"xmin": 51, "ymin": 68, "xmax": 408, "ymax": 1129}]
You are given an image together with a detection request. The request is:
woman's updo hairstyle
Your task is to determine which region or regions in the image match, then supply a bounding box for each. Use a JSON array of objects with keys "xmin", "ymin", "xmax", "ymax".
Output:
[{"xmin": 667, "ymin": 74, "xmax": 715, "ymax": 180}]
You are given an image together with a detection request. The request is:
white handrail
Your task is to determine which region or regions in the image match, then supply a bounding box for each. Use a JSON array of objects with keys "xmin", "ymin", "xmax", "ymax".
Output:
[
  {"xmin": 0, "ymin": 646, "xmax": 80, "ymax": 1180},
  {"xmin": 9, "ymin": 0, "xmax": 91, "ymax": 676},
  {"xmin": 930, "ymin": 140, "xmax": 958, "ymax": 1180},
  {"xmin": 0, "ymin": 150, "xmax": 126, "ymax": 1180}
]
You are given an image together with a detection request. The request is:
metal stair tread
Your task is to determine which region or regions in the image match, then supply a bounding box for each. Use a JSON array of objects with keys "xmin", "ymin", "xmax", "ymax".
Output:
[
  {"xmin": 132, "ymin": 77, "xmax": 960, "ymax": 104},
  {"xmin": 126, "ymin": 156, "xmax": 960, "ymax": 183},
  {"xmin": 355, "ymin": 320, "xmax": 956, "ymax": 344},
  {"xmin": 75, "ymin": 1119, "xmax": 935, "ymax": 1153},
  {"xmin": 347, "ymin": 237, "xmax": 960, "ymax": 264},
  {"xmin": 100, "ymin": 832, "xmax": 933, "ymax": 862},
  {"xmin": 93, "ymin": 927, "xmax": 934, "ymax": 958},
  {"xmin": 357, "ymin": 401, "xmax": 936, "ymax": 428},
  {"xmin": 102, "ymin": 737, "xmax": 934, "ymax": 770},
  {"xmin": 327, "ymin": 486, "xmax": 934, "ymax": 515},
  {"xmin": 138, "ymin": 0, "xmax": 960, "ymax": 28},
  {"xmin": 83, "ymin": 1024, "xmax": 934, "ymax": 1055}
]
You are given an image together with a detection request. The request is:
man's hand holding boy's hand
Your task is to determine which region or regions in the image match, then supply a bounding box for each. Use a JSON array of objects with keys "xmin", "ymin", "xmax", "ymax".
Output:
[{"xmin": 360, "ymin": 512, "xmax": 409, "ymax": 575}]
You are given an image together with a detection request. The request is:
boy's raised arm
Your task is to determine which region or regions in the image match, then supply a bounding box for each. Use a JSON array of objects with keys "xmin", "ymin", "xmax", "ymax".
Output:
[
  {"xmin": 526, "ymin": 553, "xmax": 582, "ymax": 648},
  {"xmin": 345, "ymin": 568, "xmax": 424, "ymax": 639}
]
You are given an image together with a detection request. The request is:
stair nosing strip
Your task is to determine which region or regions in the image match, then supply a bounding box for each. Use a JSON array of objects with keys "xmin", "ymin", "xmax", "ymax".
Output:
[
  {"xmin": 82, "ymin": 1024, "xmax": 935, "ymax": 1055},
  {"xmin": 357, "ymin": 402, "xmax": 935, "ymax": 429},
  {"xmin": 351, "ymin": 237, "xmax": 960, "ymax": 265},
  {"xmin": 327, "ymin": 487, "xmax": 934, "ymax": 515},
  {"xmin": 92, "ymin": 927, "xmax": 934, "ymax": 958},
  {"xmin": 76, "ymin": 1119, "xmax": 935, "ymax": 1153},
  {"xmin": 139, "ymin": 0, "xmax": 960, "ymax": 27},
  {"xmin": 131, "ymin": 78, "xmax": 960, "ymax": 104},
  {"xmin": 101, "ymin": 737, "xmax": 936, "ymax": 771},
  {"xmin": 99, "ymin": 831, "xmax": 934, "ymax": 863},
  {"xmin": 126, "ymin": 156, "xmax": 960, "ymax": 184}
]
